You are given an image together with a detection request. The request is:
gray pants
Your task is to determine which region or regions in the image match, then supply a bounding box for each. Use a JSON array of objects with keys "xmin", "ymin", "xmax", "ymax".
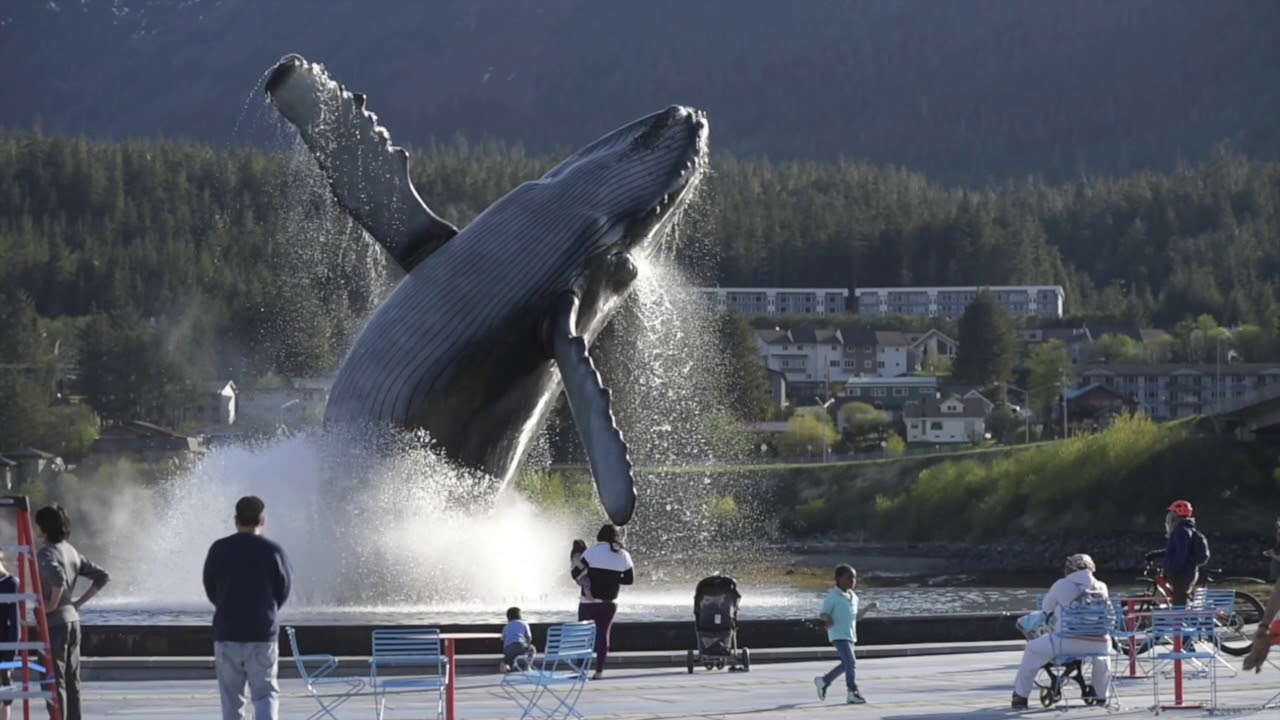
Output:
[
  {"xmin": 215, "ymin": 641, "xmax": 279, "ymax": 720},
  {"xmin": 46, "ymin": 621, "xmax": 81, "ymax": 720}
]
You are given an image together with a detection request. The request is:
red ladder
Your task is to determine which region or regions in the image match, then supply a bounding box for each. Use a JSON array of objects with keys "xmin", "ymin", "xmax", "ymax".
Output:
[{"xmin": 0, "ymin": 496, "xmax": 62, "ymax": 720}]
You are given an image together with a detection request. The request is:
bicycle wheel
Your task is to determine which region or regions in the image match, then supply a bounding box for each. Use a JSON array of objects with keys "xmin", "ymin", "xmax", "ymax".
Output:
[
  {"xmin": 1111, "ymin": 595, "xmax": 1160, "ymax": 654},
  {"xmin": 1214, "ymin": 590, "xmax": 1265, "ymax": 656}
]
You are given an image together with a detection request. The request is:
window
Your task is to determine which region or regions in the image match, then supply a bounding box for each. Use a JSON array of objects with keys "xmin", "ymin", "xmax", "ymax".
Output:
[
  {"xmin": 848, "ymin": 388, "xmax": 862, "ymax": 396},
  {"xmin": 843, "ymin": 360, "xmax": 857, "ymax": 368},
  {"xmin": 877, "ymin": 360, "xmax": 885, "ymax": 368},
  {"xmin": 863, "ymin": 360, "xmax": 873, "ymax": 368},
  {"xmin": 872, "ymin": 388, "xmax": 887, "ymax": 397},
  {"xmin": 929, "ymin": 421, "xmax": 943, "ymax": 431},
  {"xmin": 893, "ymin": 388, "xmax": 907, "ymax": 396},
  {"xmin": 830, "ymin": 360, "xmax": 840, "ymax": 368}
]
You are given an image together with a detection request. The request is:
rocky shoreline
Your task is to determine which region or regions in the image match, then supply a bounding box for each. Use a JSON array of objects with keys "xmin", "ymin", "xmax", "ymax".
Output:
[{"xmin": 789, "ymin": 534, "xmax": 1278, "ymax": 580}]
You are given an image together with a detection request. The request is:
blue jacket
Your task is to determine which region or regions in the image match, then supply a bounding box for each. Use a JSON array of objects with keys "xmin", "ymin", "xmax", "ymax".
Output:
[
  {"xmin": 202, "ymin": 532, "xmax": 292, "ymax": 642},
  {"xmin": 1163, "ymin": 517, "xmax": 1200, "ymax": 578}
]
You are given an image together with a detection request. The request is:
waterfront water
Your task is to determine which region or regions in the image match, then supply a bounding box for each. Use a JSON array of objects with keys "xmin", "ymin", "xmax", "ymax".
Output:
[{"xmin": 82, "ymin": 583, "xmax": 1062, "ymax": 625}]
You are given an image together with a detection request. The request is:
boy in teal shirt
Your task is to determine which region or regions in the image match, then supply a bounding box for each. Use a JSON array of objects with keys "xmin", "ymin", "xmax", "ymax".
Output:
[{"xmin": 814, "ymin": 564, "xmax": 877, "ymax": 704}]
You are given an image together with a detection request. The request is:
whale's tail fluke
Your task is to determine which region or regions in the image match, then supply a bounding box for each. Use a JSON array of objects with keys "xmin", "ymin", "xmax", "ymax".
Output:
[{"xmin": 265, "ymin": 54, "xmax": 458, "ymax": 272}]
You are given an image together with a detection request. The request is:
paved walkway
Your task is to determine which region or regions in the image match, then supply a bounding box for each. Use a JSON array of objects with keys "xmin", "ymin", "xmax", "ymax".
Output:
[{"xmin": 75, "ymin": 650, "xmax": 1278, "ymax": 718}]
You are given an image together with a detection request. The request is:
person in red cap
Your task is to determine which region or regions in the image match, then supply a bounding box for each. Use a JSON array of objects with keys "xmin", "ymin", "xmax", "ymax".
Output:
[{"xmin": 1144, "ymin": 500, "xmax": 1209, "ymax": 607}]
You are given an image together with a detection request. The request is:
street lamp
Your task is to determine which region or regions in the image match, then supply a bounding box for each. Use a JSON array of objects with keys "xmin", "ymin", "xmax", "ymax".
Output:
[
  {"xmin": 999, "ymin": 382, "xmax": 1036, "ymax": 443},
  {"xmin": 815, "ymin": 396, "xmax": 835, "ymax": 463}
]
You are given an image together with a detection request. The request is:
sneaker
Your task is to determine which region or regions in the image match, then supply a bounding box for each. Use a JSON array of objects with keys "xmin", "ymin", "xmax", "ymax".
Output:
[
  {"xmin": 847, "ymin": 690, "xmax": 866, "ymax": 704},
  {"xmin": 814, "ymin": 677, "xmax": 827, "ymax": 701},
  {"xmin": 1011, "ymin": 692, "xmax": 1028, "ymax": 709}
]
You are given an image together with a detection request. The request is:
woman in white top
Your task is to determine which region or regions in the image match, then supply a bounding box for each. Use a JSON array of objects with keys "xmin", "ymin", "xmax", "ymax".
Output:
[{"xmin": 570, "ymin": 524, "xmax": 634, "ymax": 679}]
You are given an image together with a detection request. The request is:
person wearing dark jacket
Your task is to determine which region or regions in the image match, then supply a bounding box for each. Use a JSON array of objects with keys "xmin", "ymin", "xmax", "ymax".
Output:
[
  {"xmin": 571, "ymin": 524, "xmax": 634, "ymax": 679},
  {"xmin": 1144, "ymin": 500, "xmax": 1205, "ymax": 607},
  {"xmin": 202, "ymin": 496, "xmax": 292, "ymax": 720}
]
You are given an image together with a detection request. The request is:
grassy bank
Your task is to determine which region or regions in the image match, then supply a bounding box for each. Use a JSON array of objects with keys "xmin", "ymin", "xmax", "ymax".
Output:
[
  {"xmin": 519, "ymin": 415, "xmax": 1280, "ymax": 544},
  {"xmin": 769, "ymin": 415, "xmax": 1279, "ymax": 540}
]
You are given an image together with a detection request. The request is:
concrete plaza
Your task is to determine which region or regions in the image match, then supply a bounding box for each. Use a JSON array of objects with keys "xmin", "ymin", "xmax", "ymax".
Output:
[{"xmin": 71, "ymin": 649, "xmax": 1279, "ymax": 719}]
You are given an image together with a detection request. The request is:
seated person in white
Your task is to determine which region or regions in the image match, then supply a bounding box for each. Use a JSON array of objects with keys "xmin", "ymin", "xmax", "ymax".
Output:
[{"xmin": 1011, "ymin": 553, "xmax": 1111, "ymax": 709}]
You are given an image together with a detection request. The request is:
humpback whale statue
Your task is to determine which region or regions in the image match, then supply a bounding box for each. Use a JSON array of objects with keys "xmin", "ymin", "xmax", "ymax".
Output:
[{"xmin": 264, "ymin": 54, "xmax": 708, "ymax": 526}]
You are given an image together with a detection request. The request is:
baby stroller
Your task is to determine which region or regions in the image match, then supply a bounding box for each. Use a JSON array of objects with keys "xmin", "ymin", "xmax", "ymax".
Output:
[{"xmin": 686, "ymin": 574, "xmax": 751, "ymax": 673}]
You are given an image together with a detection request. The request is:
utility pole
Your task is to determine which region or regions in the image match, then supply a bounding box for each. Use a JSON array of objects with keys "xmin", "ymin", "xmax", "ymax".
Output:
[
  {"xmin": 1060, "ymin": 375, "xmax": 1069, "ymax": 439},
  {"xmin": 1216, "ymin": 338, "xmax": 1222, "ymax": 415}
]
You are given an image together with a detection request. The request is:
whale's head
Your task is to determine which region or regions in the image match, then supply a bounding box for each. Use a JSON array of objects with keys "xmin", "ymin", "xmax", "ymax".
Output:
[
  {"xmin": 547, "ymin": 105, "xmax": 707, "ymax": 258},
  {"xmin": 530, "ymin": 105, "xmax": 708, "ymax": 335}
]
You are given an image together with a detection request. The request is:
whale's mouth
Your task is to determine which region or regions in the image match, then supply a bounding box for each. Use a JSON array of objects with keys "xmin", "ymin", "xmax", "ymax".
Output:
[{"xmin": 625, "ymin": 107, "xmax": 710, "ymax": 253}]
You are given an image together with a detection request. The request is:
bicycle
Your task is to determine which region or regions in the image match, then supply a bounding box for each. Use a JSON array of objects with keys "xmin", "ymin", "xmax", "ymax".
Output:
[{"xmin": 1111, "ymin": 559, "xmax": 1267, "ymax": 656}]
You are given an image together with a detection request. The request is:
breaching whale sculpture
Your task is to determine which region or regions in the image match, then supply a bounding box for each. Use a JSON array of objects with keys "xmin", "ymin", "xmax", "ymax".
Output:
[{"xmin": 264, "ymin": 54, "xmax": 708, "ymax": 526}]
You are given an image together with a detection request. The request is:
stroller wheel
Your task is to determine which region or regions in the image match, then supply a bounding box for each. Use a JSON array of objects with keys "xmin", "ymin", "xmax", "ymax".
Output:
[
  {"xmin": 741, "ymin": 648, "xmax": 751, "ymax": 672},
  {"xmin": 715, "ymin": 658, "xmax": 725, "ymax": 670},
  {"xmin": 1038, "ymin": 687, "xmax": 1054, "ymax": 707},
  {"xmin": 686, "ymin": 650, "xmax": 695, "ymax": 674}
]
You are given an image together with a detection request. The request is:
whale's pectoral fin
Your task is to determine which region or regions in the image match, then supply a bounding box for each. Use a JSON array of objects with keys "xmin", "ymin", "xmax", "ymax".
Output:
[
  {"xmin": 264, "ymin": 54, "xmax": 459, "ymax": 272},
  {"xmin": 549, "ymin": 292, "xmax": 636, "ymax": 526}
]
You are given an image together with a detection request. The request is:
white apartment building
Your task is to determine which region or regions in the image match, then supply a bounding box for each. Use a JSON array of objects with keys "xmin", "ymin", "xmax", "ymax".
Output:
[
  {"xmin": 754, "ymin": 324, "xmax": 938, "ymax": 396},
  {"xmin": 855, "ymin": 285, "xmax": 1065, "ymax": 319},
  {"xmin": 755, "ymin": 327, "xmax": 846, "ymax": 400},
  {"xmin": 699, "ymin": 287, "xmax": 850, "ymax": 315},
  {"xmin": 1075, "ymin": 363, "xmax": 1280, "ymax": 420}
]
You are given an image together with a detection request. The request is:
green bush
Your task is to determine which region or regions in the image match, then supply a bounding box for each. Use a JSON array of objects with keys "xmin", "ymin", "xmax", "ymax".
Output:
[
  {"xmin": 885, "ymin": 433, "xmax": 907, "ymax": 457},
  {"xmin": 513, "ymin": 470, "xmax": 597, "ymax": 515},
  {"xmin": 862, "ymin": 415, "xmax": 1274, "ymax": 541}
]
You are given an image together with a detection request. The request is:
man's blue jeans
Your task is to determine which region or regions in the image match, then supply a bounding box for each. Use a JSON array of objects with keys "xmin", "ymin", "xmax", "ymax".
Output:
[
  {"xmin": 822, "ymin": 639, "xmax": 857, "ymax": 691},
  {"xmin": 215, "ymin": 641, "xmax": 279, "ymax": 720}
]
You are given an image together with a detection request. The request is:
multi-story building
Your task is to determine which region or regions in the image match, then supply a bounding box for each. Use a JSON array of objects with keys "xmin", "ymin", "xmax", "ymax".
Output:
[
  {"xmin": 699, "ymin": 287, "xmax": 850, "ymax": 315},
  {"xmin": 842, "ymin": 376, "xmax": 940, "ymax": 419},
  {"xmin": 855, "ymin": 285, "xmax": 1065, "ymax": 319},
  {"xmin": 755, "ymin": 327, "xmax": 846, "ymax": 400},
  {"xmin": 1074, "ymin": 363, "xmax": 1280, "ymax": 420},
  {"xmin": 755, "ymin": 325, "xmax": 951, "ymax": 392},
  {"xmin": 903, "ymin": 395, "xmax": 993, "ymax": 444},
  {"xmin": 837, "ymin": 326, "xmax": 879, "ymax": 377}
]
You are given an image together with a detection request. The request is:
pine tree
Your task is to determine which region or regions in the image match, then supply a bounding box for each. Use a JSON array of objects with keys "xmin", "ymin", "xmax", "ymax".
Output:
[{"xmin": 952, "ymin": 290, "xmax": 1018, "ymax": 395}]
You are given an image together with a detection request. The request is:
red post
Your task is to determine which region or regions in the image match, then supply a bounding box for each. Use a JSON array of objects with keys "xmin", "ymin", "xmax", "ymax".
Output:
[
  {"xmin": 1126, "ymin": 599, "xmax": 1139, "ymax": 677},
  {"xmin": 1160, "ymin": 613, "xmax": 1202, "ymax": 710},
  {"xmin": 445, "ymin": 638, "xmax": 456, "ymax": 720},
  {"xmin": 1172, "ymin": 631, "xmax": 1184, "ymax": 704},
  {"xmin": 1120, "ymin": 597, "xmax": 1151, "ymax": 679}
]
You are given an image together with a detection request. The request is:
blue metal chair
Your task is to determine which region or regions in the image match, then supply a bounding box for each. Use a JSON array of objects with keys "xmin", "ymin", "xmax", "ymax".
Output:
[
  {"xmin": 1110, "ymin": 597, "xmax": 1153, "ymax": 677},
  {"xmin": 285, "ymin": 626, "xmax": 366, "ymax": 720},
  {"xmin": 501, "ymin": 621, "xmax": 596, "ymax": 720},
  {"xmin": 1035, "ymin": 600, "xmax": 1119, "ymax": 710},
  {"xmin": 1190, "ymin": 588, "xmax": 1242, "ymax": 677},
  {"xmin": 369, "ymin": 628, "xmax": 448, "ymax": 720},
  {"xmin": 1148, "ymin": 609, "xmax": 1219, "ymax": 713}
]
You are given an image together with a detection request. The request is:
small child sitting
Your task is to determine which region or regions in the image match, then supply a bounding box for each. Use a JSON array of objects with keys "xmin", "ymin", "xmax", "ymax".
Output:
[
  {"xmin": 571, "ymin": 539, "xmax": 593, "ymax": 600},
  {"xmin": 501, "ymin": 607, "xmax": 536, "ymax": 672}
]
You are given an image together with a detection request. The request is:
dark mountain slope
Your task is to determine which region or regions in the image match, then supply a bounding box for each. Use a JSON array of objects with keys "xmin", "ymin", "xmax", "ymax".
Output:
[{"xmin": 2, "ymin": 0, "xmax": 1278, "ymax": 182}]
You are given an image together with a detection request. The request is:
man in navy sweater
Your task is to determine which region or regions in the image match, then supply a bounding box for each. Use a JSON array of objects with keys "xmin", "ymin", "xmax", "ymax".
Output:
[{"xmin": 203, "ymin": 496, "xmax": 292, "ymax": 720}]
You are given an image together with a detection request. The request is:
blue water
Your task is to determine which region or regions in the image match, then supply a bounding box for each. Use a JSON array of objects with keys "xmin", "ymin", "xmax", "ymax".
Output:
[{"xmin": 82, "ymin": 584, "xmax": 1048, "ymax": 625}]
